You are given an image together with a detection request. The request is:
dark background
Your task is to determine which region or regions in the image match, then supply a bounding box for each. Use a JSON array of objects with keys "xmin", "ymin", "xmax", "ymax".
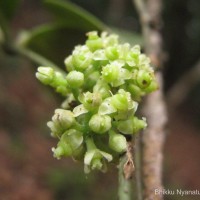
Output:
[{"xmin": 0, "ymin": 0, "xmax": 200, "ymax": 199}]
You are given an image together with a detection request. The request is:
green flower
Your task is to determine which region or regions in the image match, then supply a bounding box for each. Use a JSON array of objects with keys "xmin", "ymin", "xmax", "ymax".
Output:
[
  {"xmin": 73, "ymin": 104, "xmax": 88, "ymax": 117},
  {"xmin": 98, "ymin": 97, "xmax": 117, "ymax": 115},
  {"xmin": 52, "ymin": 129, "xmax": 84, "ymax": 159},
  {"xmin": 126, "ymin": 45, "xmax": 141, "ymax": 67},
  {"xmin": 118, "ymin": 43, "xmax": 130, "ymax": 61},
  {"xmin": 110, "ymin": 89, "xmax": 137, "ymax": 112},
  {"xmin": 102, "ymin": 61, "xmax": 131, "ymax": 87},
  {"xmin": 79, "ymin": 92, "xmax": 102, "ymax": 111},
  {"xmin": 105, "ymin": 46, "xmax": 119, "ymax": 60},
  {"xmin": 84, "ymin": 138, "xmax": 113, "ymax": 173}
]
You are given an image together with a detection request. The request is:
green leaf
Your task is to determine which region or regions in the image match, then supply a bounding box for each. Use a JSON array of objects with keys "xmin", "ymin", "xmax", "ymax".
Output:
[
  {"xmin": 0, "ymin": 0, "xmax": 20, "ymax": 20},
  {"xmin": 16, "ymin": 0, "xmax": 108, "ymax": 67},
  {"xmin": 17, "ymin": 24, "xmax": 87, "ymax": 67},
  {"xmin": 16, "ymin": 0, "xmax": 142, "ymax": 69},
  {"xmin": 43, "ymin": 0, "xmax": 106, "ymax": 31}
]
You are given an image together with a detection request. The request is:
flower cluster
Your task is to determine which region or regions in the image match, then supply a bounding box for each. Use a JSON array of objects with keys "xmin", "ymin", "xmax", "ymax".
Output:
[{"xmin": 36, "ymin": 31, "xmax": 158, "ymax": 173}]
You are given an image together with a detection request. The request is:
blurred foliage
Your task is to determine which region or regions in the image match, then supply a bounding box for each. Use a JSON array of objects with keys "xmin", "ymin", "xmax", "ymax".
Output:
[
  {"xmin": 17, "ymin": 0, "xmax": 142, "ymax": 68},
  {"xmin": 46, "ymin": 167, "xmax": 117, "ymax": 200},
  {"xmin": 16, "ymin": 0, "xmax": 107, "ymax": 67},
  {"xmin": 19, "ymin": 26, "xmax": 87, "ymax": 67},
  {"xmin": 44, "ymin": 0, "xmax": 106, "ymax": 30},
  {"xmin": 0, "ymin": 0, "xmax": 21, "ymax": 20},
  {"xmin": 46, "ymin": 167, "xmax": 94, "ymax": 200}
]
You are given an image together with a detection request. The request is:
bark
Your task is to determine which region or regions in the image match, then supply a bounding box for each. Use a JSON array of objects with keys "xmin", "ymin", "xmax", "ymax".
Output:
[{"xmin": 133, "ymin": 0, "xmax": 167, "ymax": 199}]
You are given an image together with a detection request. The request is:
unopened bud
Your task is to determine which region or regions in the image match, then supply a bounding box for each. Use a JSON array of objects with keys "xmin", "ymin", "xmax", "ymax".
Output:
[
  {"xmin": 66, "ymin": 71, "xmax": 84, "ymax": 88},
  {"xmin": 89, "ymin": 114, "xmax": 111, "ymax": 134}
]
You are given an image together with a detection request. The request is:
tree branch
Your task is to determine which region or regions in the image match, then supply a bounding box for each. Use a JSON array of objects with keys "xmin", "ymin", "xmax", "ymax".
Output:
[
  {"xmin": 118, "ymin": 142, "xmax": 134, "ymax": 200},
  {"xmin": 133, "ymin": 0, "xmax": 167, "ymax": 199}
]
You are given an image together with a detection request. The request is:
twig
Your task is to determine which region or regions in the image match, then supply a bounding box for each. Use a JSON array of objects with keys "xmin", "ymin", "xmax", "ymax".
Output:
[
  {"xmin": 135, "ymin": 135, "xmax": 143, "ymax": 200},
  {"xmin": 118, "ymin": 142, "xmax": 134, "ymax": 200},
  {"xmin": 133, "ymin": 0, "xmax": 167, "ymax": 199},
  {"xmin": 142, "ymin": 73, "xmax": 167, "ymax": 200}
]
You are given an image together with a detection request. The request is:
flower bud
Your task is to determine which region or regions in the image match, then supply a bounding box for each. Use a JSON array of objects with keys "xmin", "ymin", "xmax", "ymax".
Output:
[
  {"xmin": 66, "ymin": 71, "xmax": 84, "ymax": 88},
  {"xmin": 89, "ymin": 114, "xmax": 111, "ymax": 134},
  {"xmin": 109, "ymin": 130, "xmax": 127, "ymax": 153},
  {"xmin": 36, "ymin": 67, "xmax": 69, "ymax": 96},
  {"xmin": 36, "ymin": 67, "xmax": 54, "ymax": 85},
  {"xmin": 117, "ymin": 116, "xmax": 147, "ymax": 134},
  {"xmin": 132, "ymin": 117, "xmax": 147, "ymax": 133},
  {"xmin": 111, "ymin": 93, "xmax": 128, "ymax": 111},
  {"xmin": 72, "ymin": 46, "xmax": 92, "ymax": 71},
  {"xmin": 52, "ymin": 109, "xmax": 75, "ymax": 130},
  {"xmin": 64, "ymin": 55, "xmax": 74, "ymax": 72},
  {"xmin": 105, "ymin": 46, "xmax": 119, "ymax": 60},
  {"xmin": 102, "ymin": 63, "xmax": 120, "ymax": 82},
  {"xmin": 86, "ymin": 31, "xmax": 103, "ymax": 51},
  {"xmin": 127, "ymin": 83, "xmax": 143, "ymax": 101}
]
